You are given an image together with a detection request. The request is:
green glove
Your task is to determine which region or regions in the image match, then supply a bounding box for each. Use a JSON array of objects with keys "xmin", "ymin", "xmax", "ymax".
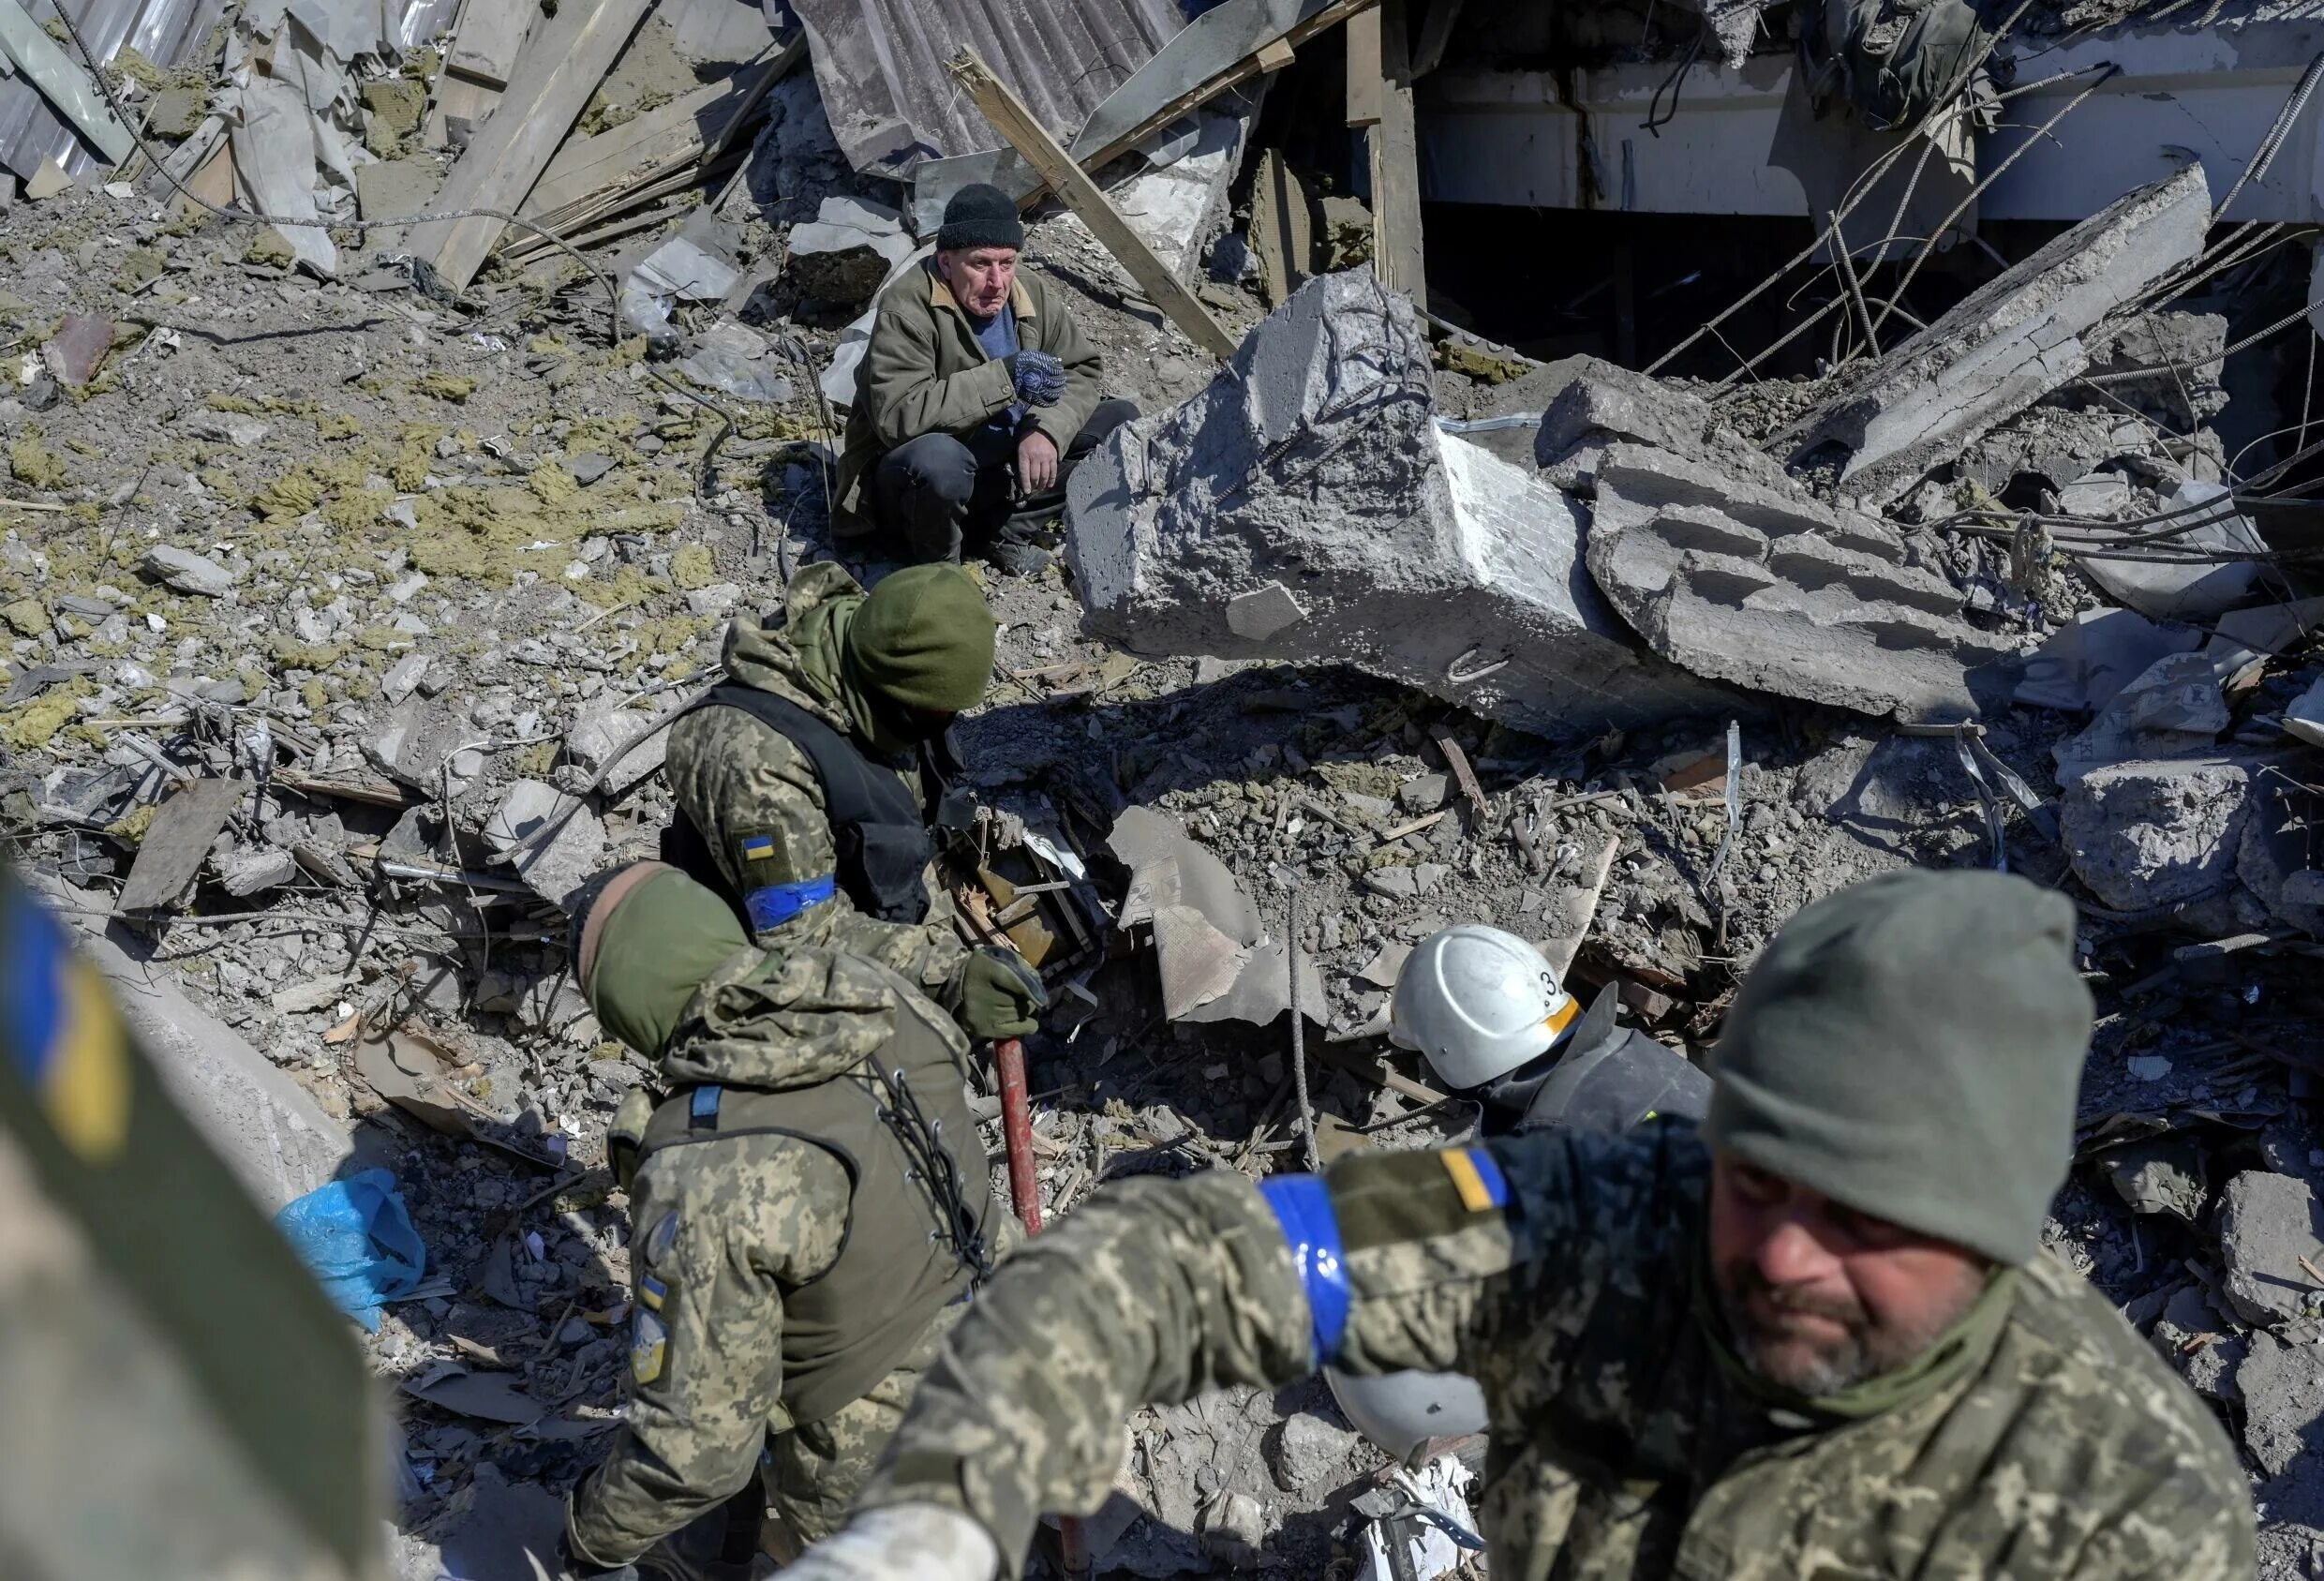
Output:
[{"xmin": 958, "ymin": 947, "xmax": 1047, "ymax": 1040}]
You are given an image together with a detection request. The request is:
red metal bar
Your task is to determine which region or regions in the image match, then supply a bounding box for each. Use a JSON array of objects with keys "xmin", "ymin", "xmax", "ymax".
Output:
[
  {"xmin": 994, "ymin": 1036, "xmax": 1042, "ymax": 1236},
  {"xmin": 991, "ymin": 1037, "xmax": 1087, "ymax": 1574}
]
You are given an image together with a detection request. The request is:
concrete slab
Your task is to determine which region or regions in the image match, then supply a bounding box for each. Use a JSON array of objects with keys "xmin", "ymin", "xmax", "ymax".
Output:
[
  {"xmin": 1784, "ymin": 164, "xmax": 2212, "ymax": 506},
  {"xmin": 1064, "ymin": 273, "xmax": 1734, "ymax": 740}
]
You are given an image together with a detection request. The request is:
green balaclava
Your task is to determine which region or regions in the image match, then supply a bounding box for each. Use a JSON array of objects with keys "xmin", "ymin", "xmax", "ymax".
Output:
[
  {"xmin": 1703, "ymin": 870, "xmax": 2093, "ymax": 1267},
  {"xmin": 839, "ymin": 564, "xmax": 996, "ymax": 753},
  {"xmin": 575, "ymin": 863, "xmax": 752, "ymax": 1062}
]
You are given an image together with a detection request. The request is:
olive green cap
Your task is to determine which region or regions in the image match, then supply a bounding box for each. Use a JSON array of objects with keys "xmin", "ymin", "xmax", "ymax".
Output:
[
  {"xmin": 575, "ymin": 863, "xmax": 751, "ymax": 1061},
  {"xmin": 842, "ymin": 564, "xmax": 996, "ymax": 715},
  {"xmin": 1704, "ymin": 870, "xmax": 2092, "ymax": 1266}
]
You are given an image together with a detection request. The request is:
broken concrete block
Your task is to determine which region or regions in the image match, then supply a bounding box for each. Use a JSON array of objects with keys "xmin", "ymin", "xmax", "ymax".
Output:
[
  {"xmin": 2236, "ymin": 1330, "xmax": 2324, "ymax": 1478},
  {"xmin": 1785, "ymin": 165, "xmax": 2212, "ymax": 505},
  {"xmin": 783, "ymin": 194, "xmax": 915, "ymax": 306},
  {"xmin": 2152, "ymin": 1282, "xmax": 2242, "ymax": 1402},
  {"xmin": 140, "ymin": 544, "xmax": 237, "ymax": 597},
  {"xmin": 381, "ymin": 652, "xmax": 431, "ymax": 706},
  {"xmin": 2081, "ymin": 310, "xmax": 2228, "ymax": 428},
  {"xmin": 41, "ymin": 313, "xmax": 114, "ymax": 387},
  {"xmin": 2062, "ymin": 755, "xmax": 2253, "ymax": 912},
  {"xmin": 146, "ymin": 86, "xmax": 204, "ymax": 140},
  {"xmin": 2076, "ymin": 481, "xmax": 2265, "ymax": 622},
  {"xmin": 218, "ymin": 845, "xmax": 300, "ymax": 898},
  {"xmin": 1534, "ymin": 355, "xmax": 1787, "ymax": 491},
  {"xmin": 1586, "ymin": 440, "xmax": 2019, "ymax": 721},
  {"xmin": 365, "ymin": 695, "xmax": 482, "ymax": 793},
  {"xmin": 2051, "ymin": 651, "xmax": 2226, "ymax": 786},
  {"xmin": 1065, "ymin": 273, "xmax": 1731, "ymax": 740},
  {"xmin": 2220, "ymin": 1170, "xmax": 2324, "ymax": 1328},
  {"xmin": 484, "ymin": 779, "xmax": 606, "ymax": 911},
  {"xmin": 564, "ymin": 693, "xmax": 687, "ymax": 798}
]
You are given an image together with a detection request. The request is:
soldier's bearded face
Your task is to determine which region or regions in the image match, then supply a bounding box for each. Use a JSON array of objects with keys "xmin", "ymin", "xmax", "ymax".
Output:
[{"xmin": 1708, "ymin": 1154, "xmax": 1989, "ymax": 1396}]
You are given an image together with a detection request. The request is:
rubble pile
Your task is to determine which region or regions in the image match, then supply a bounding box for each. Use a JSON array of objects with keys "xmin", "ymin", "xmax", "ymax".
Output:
[{"xmin": 4, "ymin": 0, "xmax": 2324, "ymax": 1575}]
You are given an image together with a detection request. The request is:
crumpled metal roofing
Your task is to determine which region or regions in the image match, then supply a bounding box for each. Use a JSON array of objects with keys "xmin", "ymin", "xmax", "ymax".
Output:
[{"xmin": 789, "ymin": 0, "xmax": 1192, "ymax": 173}]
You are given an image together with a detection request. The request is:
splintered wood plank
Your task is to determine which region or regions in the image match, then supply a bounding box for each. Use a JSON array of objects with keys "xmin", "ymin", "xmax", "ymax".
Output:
[
  {"xmin": 407, "ymin": 0, "xmax": 655, "ymax": 291},
  {"xmin": 1370, "ymin": 0, "xmax": 1427, "ymax": 308},
  {"xmin": 447, "ymin": 0, "xmax": 535, "ymax": 88},
  {"xmin": 948, "ymin": 50, "xmax": 1239, "ymax": 362},
  {"xmin": 1345, "ymin": 5, "xmax": 1382, "ymax": 127},
  {"xmin": 116, "ymin": 779, "xmax": 246, "ymax": 912}
]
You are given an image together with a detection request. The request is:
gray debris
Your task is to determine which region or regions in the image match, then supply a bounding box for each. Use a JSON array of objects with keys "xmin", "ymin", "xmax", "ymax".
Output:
[
  {"xmin": 365, "ymin": 695, "xmax": 484, "ymax": 794},
  {"xmin": 2060, "ymin": 755, "xmax": 2254, "ymax": 913},
  {"xmin": 2237, "ymin": 1330, "xmax": 2324, "ymax": 1479},
  {"xmin": 1268, "ymin": 1412, "xmax": 1362, "ymax": 1495},
  {"xmin": 141, "ymin": 544, "xmax": 239, "ymax": 597},
  {"xmin": 564, "ymin": 693, "xmax": 688, "ymax": 798},
  {"xmin": 484, "ymin": 780, "xmax": 606, "ymax": 911},
  {"xmin": 2082, "ymin": 310, "xmax": 2228, "ymax": 428},
  {"xmin": 1534, "ymin": 355, "xmax": 1789, "ymax": 491},
  {"xmin": 2015, "ymin": 607, "xmax": 2201, "ymax": 714},
  {"xmin": 218, "ymin": 845, "xmax": 300, "ymax": 897},
  {"xmin": 567, "ymin": 453, "xmax": 618, "ymax": 486},
  {"xmin": 1065, "ymin": 273, "xmax": 1732, "ymax": 740},
  {"xmin": 2051, "ymin": 651, "xmax": 2226, "ymax": 787},
  {"xmin": 1585, "ymin": 441, "xmax": 2020, "ymax": 722},
  {"xmin": 1784, "ymin": 165, "xmax": 2212, "ymax": 505},
  {"xmin": 2076, "ymin": 481, "xmax": 2266, "ymax": 623},
  {"xmin": 2219, "ymin": 1170, "xmax": 2324, "ymax": 1328}
]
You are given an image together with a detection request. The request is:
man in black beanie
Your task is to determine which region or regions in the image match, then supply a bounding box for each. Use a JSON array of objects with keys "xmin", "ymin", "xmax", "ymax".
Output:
[{"xmin": 830, "ymin": 182, "xmax": 1138, "ymax": 571}]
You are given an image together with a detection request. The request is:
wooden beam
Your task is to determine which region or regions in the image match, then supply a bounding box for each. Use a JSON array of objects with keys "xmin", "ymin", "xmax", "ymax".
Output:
[
  {"xmin": 1248, "ymin": 148, "xmax": 1311, "ymax": 310},
  {"xmin": 1047, "ymin": 0, "xmax": 1380, "ymax": 208},
  {"xmin": 1369, "ymin": 0, "xmax": 1427, "ymax": 309},
  {"xmin": 1345, "ymin": 6, "xmax": 1383, "ymax": 127},
  {"xmin": 946, "ymin": 50, "xmax": 1240, "ymax": 362},
  {"xmin": 1254, "ymin": 37, "xmax": 1296, "ymax": 74},
  {"xmin": 446, "ymin": 0, "xmax": 534, "ymax": 88},
  {"xmin": 407, "ymin": 0, "xmax": 655, "ymax": 291}
]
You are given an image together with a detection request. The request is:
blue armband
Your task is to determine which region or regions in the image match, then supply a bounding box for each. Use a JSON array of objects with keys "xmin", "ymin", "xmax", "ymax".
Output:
[
  {"xmin": 744, "ymin": 873, "xmax": 837, "ymax": 932},
  {"xmin": 1259, "ymin": 1174, "xmax": 1350, "ymax": 1366}
]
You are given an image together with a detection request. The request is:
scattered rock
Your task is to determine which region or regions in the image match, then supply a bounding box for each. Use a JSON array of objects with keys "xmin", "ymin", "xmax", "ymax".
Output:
[
  {"xmin": 140, "ymin": 544, "xmax": 238, "ymax": 597},
  {"xmin": 2060, "ymin": 756, "xmax": 2254, "ymax": 912},
  {"xmin": 2220, "ymin": 1170, "xmax": 2324, "ymax": 1328}
]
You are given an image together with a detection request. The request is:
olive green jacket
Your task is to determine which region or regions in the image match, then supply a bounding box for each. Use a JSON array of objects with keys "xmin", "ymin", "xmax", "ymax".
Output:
[{"xmin": 832, "ymin": 261, "xmax": 1103, "ymax": 534}]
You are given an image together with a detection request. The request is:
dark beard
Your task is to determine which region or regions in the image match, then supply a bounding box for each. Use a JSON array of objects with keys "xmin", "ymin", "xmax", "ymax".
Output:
[{"xmin": 1717, "ymin": 1266, "xmax": 1877, "ymax": 1395}]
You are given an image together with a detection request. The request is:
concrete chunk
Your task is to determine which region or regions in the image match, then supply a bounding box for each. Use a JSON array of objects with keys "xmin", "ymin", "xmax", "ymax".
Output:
[
  {"xmin": 2221, "ymin": 1171, "xmax": 2324, "ymax": 1328},
  {"xmin": 1585, "ymin": 441, "xmax": 2020, "ymax": 721},
  {"xmin": 140, "ymin": 544, "xmax": 237, "ymax": 597},
  {"xmin": 1534, "ymin": 355, "xmax": 1789, "ymax": 491},
  {"xmin": 2060, "ymin": 755, "xmax": 2253, "ymax": 912},
  {"xmin": 484, "ymin": 779, "xmax": 606, "ymax": 911},
  {"xmin": 1064, "ymin": 273, "xmax": 1731, "ymax": 740},
  {"xmin": 1786, "ymin": 165, "xmax": 2212, "ymax": 505},
  {"xmin": 565, "ymin": 692, "xmax": 686, "ymax": 797}
]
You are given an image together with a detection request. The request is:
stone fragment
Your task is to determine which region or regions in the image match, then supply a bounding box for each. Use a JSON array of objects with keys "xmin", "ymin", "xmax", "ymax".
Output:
[
  {"xmin": 2051, "ymin": 652, "xmax": 2226, "ymax": 786},
  {"xmin": 2219, "ymin": 1170, "xmax": 2324, "ymax": 1327},
  {"xmin": 484, "ymin": 780, "xmax": 606, "ymax": 911},
  {"xmin": 381, "ymin": 652, "xmax": 431, "ymax": 705},
  {"xmin": 1785, "ymin": 165, "xmax": 2212, "ymax": 505},
  {"xmin": 567, "ymin": 453, "xmax": 617, "ymax": 486},
  {"xmin": 218, "ymin": 845, "xmax": 300, "ymax": 897},
  {"xmin": 564, "ymin": 693, "xmax": 688, "ymax": 798},
  {"xmin": 1534, "ymin": 355, "xmax": 1788, "ymax": 490},
  {"xmin": 1065, "ymin": 274, "xmax": 1730, "ymax": 739},
  {"xmin": 2081, "ymin": 309, "xmax": 2228, "ymax": 428},
  {"xmin": 2237, "ymin": 1330, "xmax": 2324, "ymax": 1476},
  {"xmin": 1225, "ymin": 581, "xmax": 1304, "ymax": 641},
  {"xmin": 2150, "ymin": 1282, "xmax": 2242, "ymax": 1402},
  {"xmin": 1268, "ymin": 1412, "xmax": 1361, "ymax": 1494},
  {"xmin": 147, "ymin": 86, "xmax": 204, "ymax": 140},
  {"xmin": 140, "ymin": 544, "xmax": 237, "ymax": 597},
  {"xmin": 365, "ymin": 695, "xmax": 481, "ymax": 793},
  {"xmin": 1586, "ymin": 441, "xmax": 2019, "ymax": 721},
  {"xmin": 41, "ymin": 312, "xmax": 114, "ymax": 386},
  {"xmin": 2060, "ymin": 755, "xmax": 2253, "ymax": 912},
  {"xmin": 1397, "ymin": 773, "xmax": 1449, "ymax": 813}
]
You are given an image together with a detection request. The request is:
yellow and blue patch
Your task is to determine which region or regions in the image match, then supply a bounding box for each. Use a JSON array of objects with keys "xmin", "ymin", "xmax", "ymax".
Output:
[
  {"xmin": 1440, "ymin": 1146, "xmax": 1510, "ymax": 1214},
  {"xmin": 739, "ymin": 833, "xmax": 777, "ymax": 863},
  {"xmin": 2, "ymin": 887, "xmax": 131, "ymax": 1163}
]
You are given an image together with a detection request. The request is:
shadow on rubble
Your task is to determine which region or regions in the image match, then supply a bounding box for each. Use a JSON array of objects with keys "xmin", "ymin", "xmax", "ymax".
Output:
[{"xmin": 160, "ymin": 316, "xmax": 393, "ymax": 350}]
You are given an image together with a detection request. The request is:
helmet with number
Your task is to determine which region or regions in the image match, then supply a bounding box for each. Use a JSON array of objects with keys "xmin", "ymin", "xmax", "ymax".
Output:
[{"xmin": 1390, "ymin": 924, "xmax": 1578, "ymax": 1091}]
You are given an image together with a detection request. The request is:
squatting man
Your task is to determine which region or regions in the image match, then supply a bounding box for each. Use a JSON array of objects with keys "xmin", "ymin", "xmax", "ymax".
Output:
[{"xmin": 781, "ymin": 870, "xmax": 2256, "ymax": 1580}]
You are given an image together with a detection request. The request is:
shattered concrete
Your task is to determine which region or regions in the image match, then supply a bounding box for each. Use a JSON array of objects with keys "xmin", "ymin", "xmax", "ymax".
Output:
[
  {"xmin": 1065, "ymin": 273, "xmax": 1733, "ymax": 739},
  {"xmin": 2221, "ymin": 1171, "xmax": 2324, "ymax": 1328},
  {"xmin": 2061, "ymin": 755, "xmax": 2254, "ymax": 913},
  {"xmin": 2073, "ymin": 481, "xmax": 2268, "ymax": 623},
  {"xmin": 1585, "ymin": 441, "xmax": 2021, "ymax": 722},
  {"xmin": 1786, "ymin": 165, "xmax": 2212, "ymax": 505}
]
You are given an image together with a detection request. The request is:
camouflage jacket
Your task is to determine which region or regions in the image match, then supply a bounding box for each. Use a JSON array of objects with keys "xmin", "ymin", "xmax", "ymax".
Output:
[
  {"xmin": 569, "ymin": 944, "xmax": 994, "ymax": 1566},
  {"xmin": 856, "ymin": 1124, "xmax": 2255, "ymax": 1580},
  {"xmin": 666, "ymin": 562, "xmax": 967, "ymax": 1007}
]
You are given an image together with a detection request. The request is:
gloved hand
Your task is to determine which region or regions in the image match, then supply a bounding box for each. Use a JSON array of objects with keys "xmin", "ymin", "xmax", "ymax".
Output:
[
  {"xmin": 958, "ymin": 947, "xmax": 1047, "ymax": 1040},
  {"xmin": 1002, "ymin": 349, "xmax": 1067, "ymax": 407},
  {"xmin": 782, "ymin": 1503, "xmax": 1002, "ymax": 1581}
]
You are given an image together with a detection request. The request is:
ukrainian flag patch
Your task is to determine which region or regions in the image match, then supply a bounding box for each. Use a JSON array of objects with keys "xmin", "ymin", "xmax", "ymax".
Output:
[
  {"xmin": 4, "ymin": 888, "xmax": 131, "ymax": 1164},
  {"xmin": 739, "ymin": 833, "xmax": 776, "ymax": 863},
  {"xmin": 1440, "ymin": 1146, "xmax": 1509, "ymax": 1214}
]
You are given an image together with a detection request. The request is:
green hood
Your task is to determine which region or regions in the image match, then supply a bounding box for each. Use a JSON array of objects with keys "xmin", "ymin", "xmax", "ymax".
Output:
[
  {"xmin": 723, "ymin": 561, "xmax": 925, "ymax": 757},
  {"xmin": 577, "ymin": 864, "xmax": 753, "ymax": 1062}
]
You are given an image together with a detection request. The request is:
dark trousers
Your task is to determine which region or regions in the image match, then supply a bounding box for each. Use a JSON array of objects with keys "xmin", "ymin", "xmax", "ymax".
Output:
[{"xmin": 872, "ymin": 397, "xmax": 1140, "ymax": 565}]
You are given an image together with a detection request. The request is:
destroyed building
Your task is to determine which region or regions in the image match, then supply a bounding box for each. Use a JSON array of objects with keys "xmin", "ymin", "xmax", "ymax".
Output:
[{"xmin": 4, "ymin": 0, "xmax": 2324, "ymax": 1574}]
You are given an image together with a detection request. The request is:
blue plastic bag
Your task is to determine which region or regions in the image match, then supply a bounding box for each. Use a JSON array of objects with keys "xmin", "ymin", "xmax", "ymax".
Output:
[{"xmin": 275, "ymin": 1168, "xmax": 426, "ymax": 1332}]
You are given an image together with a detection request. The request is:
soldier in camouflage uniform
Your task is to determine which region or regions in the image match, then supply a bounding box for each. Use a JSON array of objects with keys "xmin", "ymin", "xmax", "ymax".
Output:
[
  {"xmin": 664, "ymin": 559, "xmax": 1043, "ymax": 1049},
  {"xmin": 559, "ymin": 862, "xmax": 1003, "ymax": 1580},
  {"xmin": 788, "ymin": 870, "xmax": 2257, "ymax": 1581}
]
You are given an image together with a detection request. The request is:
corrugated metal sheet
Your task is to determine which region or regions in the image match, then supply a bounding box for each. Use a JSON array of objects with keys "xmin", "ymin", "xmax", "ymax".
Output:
[{"xmin": 791, "ymin": 0, "xmax": 1192, "ymax": 172}]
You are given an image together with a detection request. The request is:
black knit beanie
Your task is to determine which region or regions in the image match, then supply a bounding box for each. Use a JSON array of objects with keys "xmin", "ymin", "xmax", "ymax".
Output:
[{"xmin": 937, "ymin": 183, "xmax": 1025, "ymax": 253}]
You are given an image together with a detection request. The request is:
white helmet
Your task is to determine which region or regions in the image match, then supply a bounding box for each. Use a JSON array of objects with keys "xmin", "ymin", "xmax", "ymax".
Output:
[
  {"xmin": 1390, "ymin": 924, "xmax": 1577, "ymax": 1091},
  {"xmin": 1326, "ymin": 1366, "xmax": 1489, "ymax": 1463}
]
